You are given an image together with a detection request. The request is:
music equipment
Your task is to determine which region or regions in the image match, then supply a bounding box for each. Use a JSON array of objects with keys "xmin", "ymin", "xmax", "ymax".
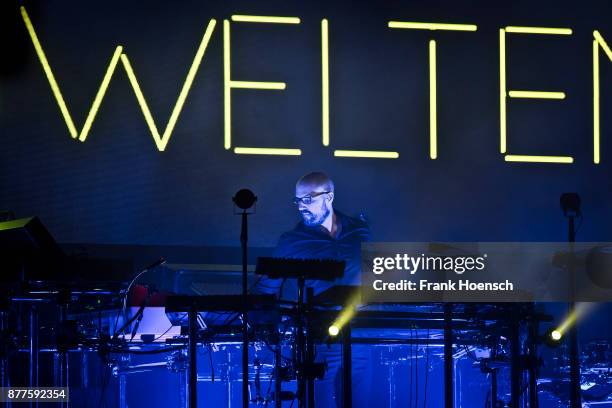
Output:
[
  {"xmin": 255, "ymin": 257, "xmax": 345, "ymax": 281},
  {"xmin": 0, "ymin": 217, "xmax": 133, "ymax": 293},
  {"xmin": 0, "ymin": 219, "xmax": 561, "ymax": 408},
  {"xmin": 164, "ymin": 294, "xmax": 277, "ymax": 313}
]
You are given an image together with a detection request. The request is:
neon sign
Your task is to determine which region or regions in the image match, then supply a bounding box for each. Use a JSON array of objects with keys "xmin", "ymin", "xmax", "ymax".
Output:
[{"xmin": 19, "ymin": 7, "xmax": 612, "ymax": 163}]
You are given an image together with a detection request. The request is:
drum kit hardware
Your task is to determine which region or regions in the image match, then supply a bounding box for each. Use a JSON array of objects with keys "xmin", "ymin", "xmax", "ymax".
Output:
[{"xmin": 0, "ymin": 216, "xmax": 579, "ymax": 407}]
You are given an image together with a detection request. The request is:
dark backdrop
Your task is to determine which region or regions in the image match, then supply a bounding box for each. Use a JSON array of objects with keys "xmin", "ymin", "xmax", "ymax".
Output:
[{"xmin": 1, "ymin": 0, "xmax": 611, "ymax": 247}]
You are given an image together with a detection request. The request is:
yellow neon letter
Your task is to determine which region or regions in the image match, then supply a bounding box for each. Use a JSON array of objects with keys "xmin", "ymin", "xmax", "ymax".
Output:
[
  {"xmin": 429, "ymin": 39, "xmax": 437, "ymax": 159},
  {"xmin": 320, "ymin": 19, "xmax": 399, "ymax": 158},
  {"xmin": 594, "ymin": 31, "xmax": 612, "ymax": 164},
  {"xmin": 20, "ymin": 6, "xmax": 122, "ymax": 142},
  {"xmin": 334, "ymin": 150, "xmax": 399, "ymax": 159},
  {"xmin": 500, "ymin": 29, "xmax": 507, "ymax": 153},
  {"xmin": 389, "ymin": 21, "xmax": 477, "ymax": 159},
  {"xmin": 500, "ymin": 26, "xmax": 573, "ymax": 163},
  {"xmin": 322, "ymin": 19, "xmax": 330, "ymax": 147},
  {"xmin": 231, "ymin": 15, "xmax": 300, "ymax": 24},
  {"xmin": 224, "ymin": 16, "xmax": 300, "ymax": 156},
  {"xmin": 388, "ymin": 22, "xmax": 477, "ymax": 32},
  {"xmin": 121, "ymin": 19, "xmax": 216, "ymax": 152}
]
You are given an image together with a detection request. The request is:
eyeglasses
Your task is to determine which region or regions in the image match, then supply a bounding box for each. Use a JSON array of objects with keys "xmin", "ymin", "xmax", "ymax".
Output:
[{"xmin": 293, "ymin": 191, "xmax": 330, "ymax": 205}]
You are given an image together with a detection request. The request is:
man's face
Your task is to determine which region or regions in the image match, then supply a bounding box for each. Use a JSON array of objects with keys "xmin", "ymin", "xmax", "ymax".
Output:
[{"xmin": 295, "ymin": 183, "xmax": 333, "ymax": 227}]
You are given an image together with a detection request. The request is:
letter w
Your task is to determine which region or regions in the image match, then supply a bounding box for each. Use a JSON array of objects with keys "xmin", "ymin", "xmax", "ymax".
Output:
[
  {"xmin": 21, "ymin": 6, "xmax": 122, "ymax": 142},
  {"xmin": 121, "ymin": 20, "xmax": 216, "ymax": 151}
]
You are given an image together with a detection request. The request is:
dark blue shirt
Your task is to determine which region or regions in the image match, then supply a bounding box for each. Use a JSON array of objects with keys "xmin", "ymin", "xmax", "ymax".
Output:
[{"xmin": 270, "ymin": 210, "xmax": 371, "ymax": 295}]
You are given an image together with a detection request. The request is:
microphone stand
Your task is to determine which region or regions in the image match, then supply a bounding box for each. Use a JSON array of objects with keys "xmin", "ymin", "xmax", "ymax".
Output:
[
  {"xmin": 241, "ymin": 208, "xmax": 250, "ymax": 408},
  {"xmin": 560, "ymin": 193, "xmax": 581, "ymax": 408},
  {"xmin": 233, "ymin": 189, "xmax": 257, "ymax": 408},
  {"xmin": 567, "ymin": 214, "xmax": 580, "ymax": 408}
]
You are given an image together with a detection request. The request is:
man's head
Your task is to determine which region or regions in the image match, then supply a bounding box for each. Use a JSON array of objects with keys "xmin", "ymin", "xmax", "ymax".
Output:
[{"xmin": 294, "ymin": 172, "xmax": 335, "ymax": 227}]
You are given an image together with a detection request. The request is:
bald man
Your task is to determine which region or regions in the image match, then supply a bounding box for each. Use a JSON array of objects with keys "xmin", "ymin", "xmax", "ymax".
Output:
[
  {"xmin": 273, "ymin": 171, "xmax": 371, "ymax": 293},
  {"xmin": 271, "ymin": 172, "xmax": 372, "ymax": 408}
]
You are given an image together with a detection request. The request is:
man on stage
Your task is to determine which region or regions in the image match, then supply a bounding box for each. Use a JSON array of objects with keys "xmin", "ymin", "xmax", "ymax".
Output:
[
  {"xmin": 271, "ymin": 171, "xmax": 372, "ymax": 408},
  {"xmin": 272, "ymin": 171, "xmax": 371, "ymax": 294}
]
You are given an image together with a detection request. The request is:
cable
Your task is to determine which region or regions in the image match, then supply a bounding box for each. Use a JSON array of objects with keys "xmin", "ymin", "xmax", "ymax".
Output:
[
  {"xmin": 112, "ymin": 306, "xmax": 121, "ymax": 340},
  {"xmin": 152, "ymin": 313, "xmax": 188, "ymax": 342},
  {"xmin": 97, "ymin": 362, "xmax": 110, "ymax": 408},
  {"xmin": 113, "ymin": 304, "xmax": 145, "ymax": 341},
  {"xmin": 462, "ymin": 344, "xmax": 479, "ymax": 361},
  {"xmin": 279, "ymin": 278, "xmax": 288, "ymax": 299},
  {"xmin": 414, "ymin": 326, "xmax": 419, "ymax": 408},
  {"xmin": 113, "ymin": 258, "xmax": 166, "ymax": 338},
  {"xmin": 409, "ymin": 327, "xmax": 413, "ymax": 407},
  {"xmin": 263, "ymin": 340, "xmax": 293, "ymax": 362},
  {"xmin": 264, "ymin": 365, "xmax": 274, "ymax": 406},
  {"xmin": 423, "ymin": 327, "xmax": 429, "ymax": 408},
  {"xmin": 207, "ymin": 344, "xmax": 215, "ymax": 383}
]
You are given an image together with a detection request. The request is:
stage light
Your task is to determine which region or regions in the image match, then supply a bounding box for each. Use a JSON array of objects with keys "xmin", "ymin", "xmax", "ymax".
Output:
[
  {"xmin": 557, "ymin": 303, "xmax": 595, "ymax": 335},
  {"xmin": 327, "ymin": 290, "xmax": 362, "ymax": 338},
  {"xmin": 543, "ymin": 327, "xmax": 563, "ymax": 347},
  {"xmin": 542, "ymin": 303, "xmax": 596, "ymax": 347}
]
